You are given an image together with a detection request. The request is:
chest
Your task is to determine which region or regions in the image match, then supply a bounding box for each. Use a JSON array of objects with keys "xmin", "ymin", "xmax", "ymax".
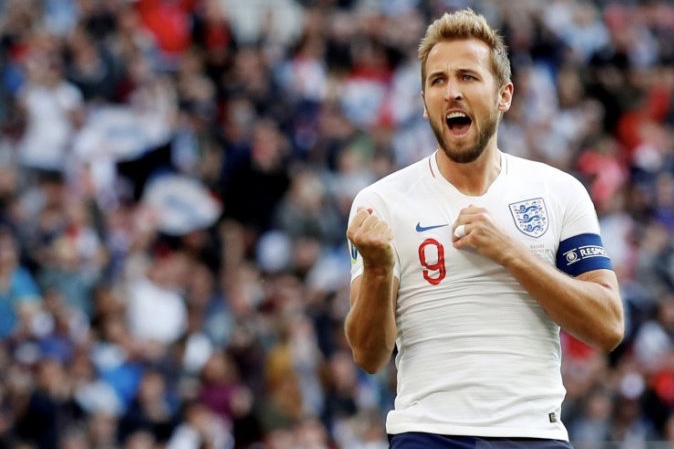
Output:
[{"xmin": 390, "ymin": 188, "xmax": 561, "ymax": 287}]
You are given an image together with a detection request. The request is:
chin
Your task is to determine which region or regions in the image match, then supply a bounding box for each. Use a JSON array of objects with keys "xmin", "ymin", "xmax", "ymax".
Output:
[{"xmin": 441, "ymin": 143, "xmax": 485, "ymax": 164}]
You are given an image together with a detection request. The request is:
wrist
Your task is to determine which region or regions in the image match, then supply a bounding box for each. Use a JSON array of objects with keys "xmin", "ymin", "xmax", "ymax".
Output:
[
  {"xmin": 363, "ymin": 262, "xmax": 394, "ymax": 276},
  {"xmin": 500, "ymin": 241, "xmax": 533, "ymax": 272}
]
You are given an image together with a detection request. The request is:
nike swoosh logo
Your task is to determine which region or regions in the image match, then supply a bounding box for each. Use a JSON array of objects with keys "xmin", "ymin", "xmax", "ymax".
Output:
[{"xmin": 415, "ymin": 222, "xmax": 449, "ymax": 232}]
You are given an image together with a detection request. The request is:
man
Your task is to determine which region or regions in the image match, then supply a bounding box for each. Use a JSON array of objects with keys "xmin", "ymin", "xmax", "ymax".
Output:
[{"xmin": 344, "ymin": 9, "xmax": 624, "ymax": 449}]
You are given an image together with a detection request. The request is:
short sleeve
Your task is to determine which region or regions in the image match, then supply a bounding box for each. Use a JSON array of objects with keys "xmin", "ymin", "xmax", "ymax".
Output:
[
  {"xmin": 555, "ymin": 177, "xmax": 613, "ymax": 276},
  {"xmin": 347, "ymin": 188, "xmax": 401, "ymax": 282}
]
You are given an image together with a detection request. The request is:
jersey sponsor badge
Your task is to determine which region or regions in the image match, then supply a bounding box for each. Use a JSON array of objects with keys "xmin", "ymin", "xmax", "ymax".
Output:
[
  {"xmin": 350, "ymin": 242, "xmax": 358, "ymax": 264},
  {"xmin": 509, "ymin": 197, "xmax": 548, "ymax": 238}
]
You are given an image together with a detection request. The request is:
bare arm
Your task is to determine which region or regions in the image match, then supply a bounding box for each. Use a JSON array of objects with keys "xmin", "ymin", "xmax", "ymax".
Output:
[
  {"xmin": 503, "ymin": 261, "xmax": 622, "ymax": 351},
  {"xmin": 345, "ymin": 274, "xmax": 399, "ymax": 374},
  {"xmin": 453, "ymin": 206, "xmax": 624, "ymax": 352},
  {"xmin": 344, "ymin": 208, "xmax": 399, "ymax": 374}
]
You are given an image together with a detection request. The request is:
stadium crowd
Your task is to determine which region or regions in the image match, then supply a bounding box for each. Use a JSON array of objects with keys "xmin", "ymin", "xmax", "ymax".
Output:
[{"xmin": 0, "ymin": 0, "xmax": 673, "ymax": 448}]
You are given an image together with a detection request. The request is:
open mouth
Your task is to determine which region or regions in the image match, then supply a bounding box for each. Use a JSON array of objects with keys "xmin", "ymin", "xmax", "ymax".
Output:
[{"xmin": 445, "ymin": 111, "xmax": 472, "ymax": 135}]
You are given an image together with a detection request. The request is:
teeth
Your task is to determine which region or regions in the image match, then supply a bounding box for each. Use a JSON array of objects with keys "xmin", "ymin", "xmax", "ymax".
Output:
[{"xmin": 446, "ymin": 112, "xmax": 467, "ymax": 119}]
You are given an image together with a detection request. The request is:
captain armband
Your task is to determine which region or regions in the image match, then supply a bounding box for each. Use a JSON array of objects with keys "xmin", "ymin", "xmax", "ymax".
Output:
[{"xmin": 556, "ymin": 233, "xmax": 613, "ymax": 277}]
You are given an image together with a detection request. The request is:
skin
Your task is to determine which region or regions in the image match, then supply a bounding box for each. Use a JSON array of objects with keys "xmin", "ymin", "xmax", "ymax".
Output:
[{"xmin": 345, "ymin": 38, "xmax": 624, "ymax": 374}]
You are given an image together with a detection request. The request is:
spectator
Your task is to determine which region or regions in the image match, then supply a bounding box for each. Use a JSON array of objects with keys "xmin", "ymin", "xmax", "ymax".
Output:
[
  {"xmin": 117, "ymin": 369, "xmax": 179, "ymax": 446},
  {"xmin": 165, "ymin": 400, "xmax": 233, "ymax": 449},
  {"xmin": 13, "ymin": 358, "xmax": 84, "ymax": 449},
  {"xmin": 0, "ymin": 227, "xmax": 41, "ymax": 339},
  {"xmin": 15, "ymin": 35, "xmax": 84, "ymax": 175},
  {"xmin": 125, "ymin": 251, "xmax": 188, "ymax": 352}
]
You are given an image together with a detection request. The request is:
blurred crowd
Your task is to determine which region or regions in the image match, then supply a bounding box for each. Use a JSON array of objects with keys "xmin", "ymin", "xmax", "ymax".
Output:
[{"xmin": 0, "ymin": 0, "xmax": 673, "ymax": 448}]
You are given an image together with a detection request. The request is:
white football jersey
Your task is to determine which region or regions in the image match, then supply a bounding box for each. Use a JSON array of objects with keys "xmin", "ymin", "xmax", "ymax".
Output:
[{"xmin": 348, "ymin": 151, "xmax": 612, "ymax": 440}]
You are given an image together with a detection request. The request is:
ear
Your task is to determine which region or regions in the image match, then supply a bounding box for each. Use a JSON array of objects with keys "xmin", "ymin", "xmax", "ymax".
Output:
[
  {"xmin": 421, "ymin": 91, "xmax": 429, "ymax": 119},
  {"xmin": 498, "ymin": 82, "xmax": 514, "ymax": 113}
]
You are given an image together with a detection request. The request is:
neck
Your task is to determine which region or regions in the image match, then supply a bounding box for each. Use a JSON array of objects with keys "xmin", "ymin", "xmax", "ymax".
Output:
[{"xmin": 436, "ymin": 145, "xmax": 502, "ymax": 196}]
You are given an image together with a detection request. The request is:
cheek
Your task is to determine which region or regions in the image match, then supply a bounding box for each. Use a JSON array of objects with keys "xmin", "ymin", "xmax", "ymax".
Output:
[
  {"xmin": 425, "ymin": 94, "xmax": 446, "ymax": 114},
  {"xmin": 422, "ymin": 96, "xmax": 441, "ymax": 120}
]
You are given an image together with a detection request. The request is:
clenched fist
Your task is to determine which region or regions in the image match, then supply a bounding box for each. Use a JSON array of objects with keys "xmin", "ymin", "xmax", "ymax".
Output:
[
  {"xmin": 452, "ymin": 205, "xmax": 521, "ymax": 266},
  {"xmin": 347, "ymin": 207, "xmax": 395, "ymax": 271}
]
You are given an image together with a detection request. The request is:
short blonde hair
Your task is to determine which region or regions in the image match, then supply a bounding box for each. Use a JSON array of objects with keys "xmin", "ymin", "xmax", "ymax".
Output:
[{"xmin": 418, "ymin": 9, "xmax": 511, "ymax": 90}]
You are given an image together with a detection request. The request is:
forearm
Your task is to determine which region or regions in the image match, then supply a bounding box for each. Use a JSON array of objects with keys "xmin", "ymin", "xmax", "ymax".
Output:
[
  {"xmin": 345, "ymin": 269, "xmax": 397, "ymax": 374},
  {"xmin": 503, "ymin": 245, "xmax": 624, "ymax": 352}
]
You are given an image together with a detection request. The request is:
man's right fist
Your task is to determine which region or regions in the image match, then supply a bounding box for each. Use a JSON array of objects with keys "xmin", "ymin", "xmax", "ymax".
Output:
[{"xmin": 347, "ymin": 207, "xmax": 395, "ymax": 270}]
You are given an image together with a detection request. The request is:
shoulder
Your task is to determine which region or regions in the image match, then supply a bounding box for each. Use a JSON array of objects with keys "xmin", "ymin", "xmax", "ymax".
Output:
[
  {"xmin": 354, "ymin": 156, "xmax": 431, "ymax": 202},
  {"xmin": 505, "ymin": 153, "xmax": 586, "ymax": 190}
]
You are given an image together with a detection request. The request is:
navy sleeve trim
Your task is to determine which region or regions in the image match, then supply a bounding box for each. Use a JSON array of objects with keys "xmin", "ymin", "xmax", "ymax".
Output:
[{"xmin": 556, "ymin": 233, "xmax": 613, "ymax": 276}]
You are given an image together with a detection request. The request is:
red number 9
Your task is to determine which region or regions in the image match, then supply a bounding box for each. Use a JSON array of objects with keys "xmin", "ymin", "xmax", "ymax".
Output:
[{"xmin": 418, "ymin": 238, "xmax": 446, "ymax": 285}]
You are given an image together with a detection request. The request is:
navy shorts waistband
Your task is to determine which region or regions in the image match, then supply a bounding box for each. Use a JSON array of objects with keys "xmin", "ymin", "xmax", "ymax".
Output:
[{"xmin": 388, "ymin": 432, "xmax": 574, "ymax": 449}]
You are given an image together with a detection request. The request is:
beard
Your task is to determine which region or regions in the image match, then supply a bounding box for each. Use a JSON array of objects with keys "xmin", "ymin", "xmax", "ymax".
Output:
[{"xmin": 430, "ymin": 108, "xmax": 500, "ymax": 164}]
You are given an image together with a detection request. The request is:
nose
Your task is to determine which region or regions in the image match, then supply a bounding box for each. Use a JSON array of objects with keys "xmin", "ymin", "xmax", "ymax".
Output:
[{"xmin": 445, "ymin": 80, "xmax": 462, "ymax": 102}]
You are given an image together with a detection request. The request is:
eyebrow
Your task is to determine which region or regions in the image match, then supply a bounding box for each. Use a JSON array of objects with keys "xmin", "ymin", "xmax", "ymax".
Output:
[
  {"xmin": 427, "ymin": 67, "xmax": 481, "ymax": 79},
  {"xmin": 456, "ymin": 68, "xmax": 481, "ymax": 76},
  {"xmin": 427, "ymin": 70, "xmax": 446, "ymax": 79}
]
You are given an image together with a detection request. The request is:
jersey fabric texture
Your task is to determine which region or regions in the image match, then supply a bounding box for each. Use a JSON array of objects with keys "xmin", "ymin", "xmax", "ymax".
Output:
[{"xmin": 348, "ymin": 151, "xmax": 612, "ymax": 441}]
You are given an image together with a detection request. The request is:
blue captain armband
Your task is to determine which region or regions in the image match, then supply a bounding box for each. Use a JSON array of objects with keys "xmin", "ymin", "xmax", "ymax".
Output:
[{"xmin": 556, "ymin": 233, "xmax": 613, "ymax": 277}]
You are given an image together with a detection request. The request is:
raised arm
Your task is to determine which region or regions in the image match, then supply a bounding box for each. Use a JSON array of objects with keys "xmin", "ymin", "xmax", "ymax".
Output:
[{"xmin": 344, "ymin": 208, "xmax": 399, "ymax": 374}]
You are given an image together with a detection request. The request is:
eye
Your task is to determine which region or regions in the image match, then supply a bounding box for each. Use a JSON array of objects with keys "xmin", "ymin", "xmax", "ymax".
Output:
[
  {"xmin": 430, "ymin": 77, "xmax": 444, "ymax": 86},
  {"xmin": 462, "ymin": 74, "xmax": 476, "ymax": 81}
]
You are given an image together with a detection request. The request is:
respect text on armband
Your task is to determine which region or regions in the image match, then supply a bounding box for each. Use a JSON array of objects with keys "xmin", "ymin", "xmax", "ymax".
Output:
[{"xmin": 563, "ymin": 245, "xmax": 608, "ymax": 265}]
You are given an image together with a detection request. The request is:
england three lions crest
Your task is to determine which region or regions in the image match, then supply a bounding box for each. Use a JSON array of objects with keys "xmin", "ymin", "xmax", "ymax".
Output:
[{"xmin": 509, "ymin": 198, "xmax": 548, "ymax": 238}]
